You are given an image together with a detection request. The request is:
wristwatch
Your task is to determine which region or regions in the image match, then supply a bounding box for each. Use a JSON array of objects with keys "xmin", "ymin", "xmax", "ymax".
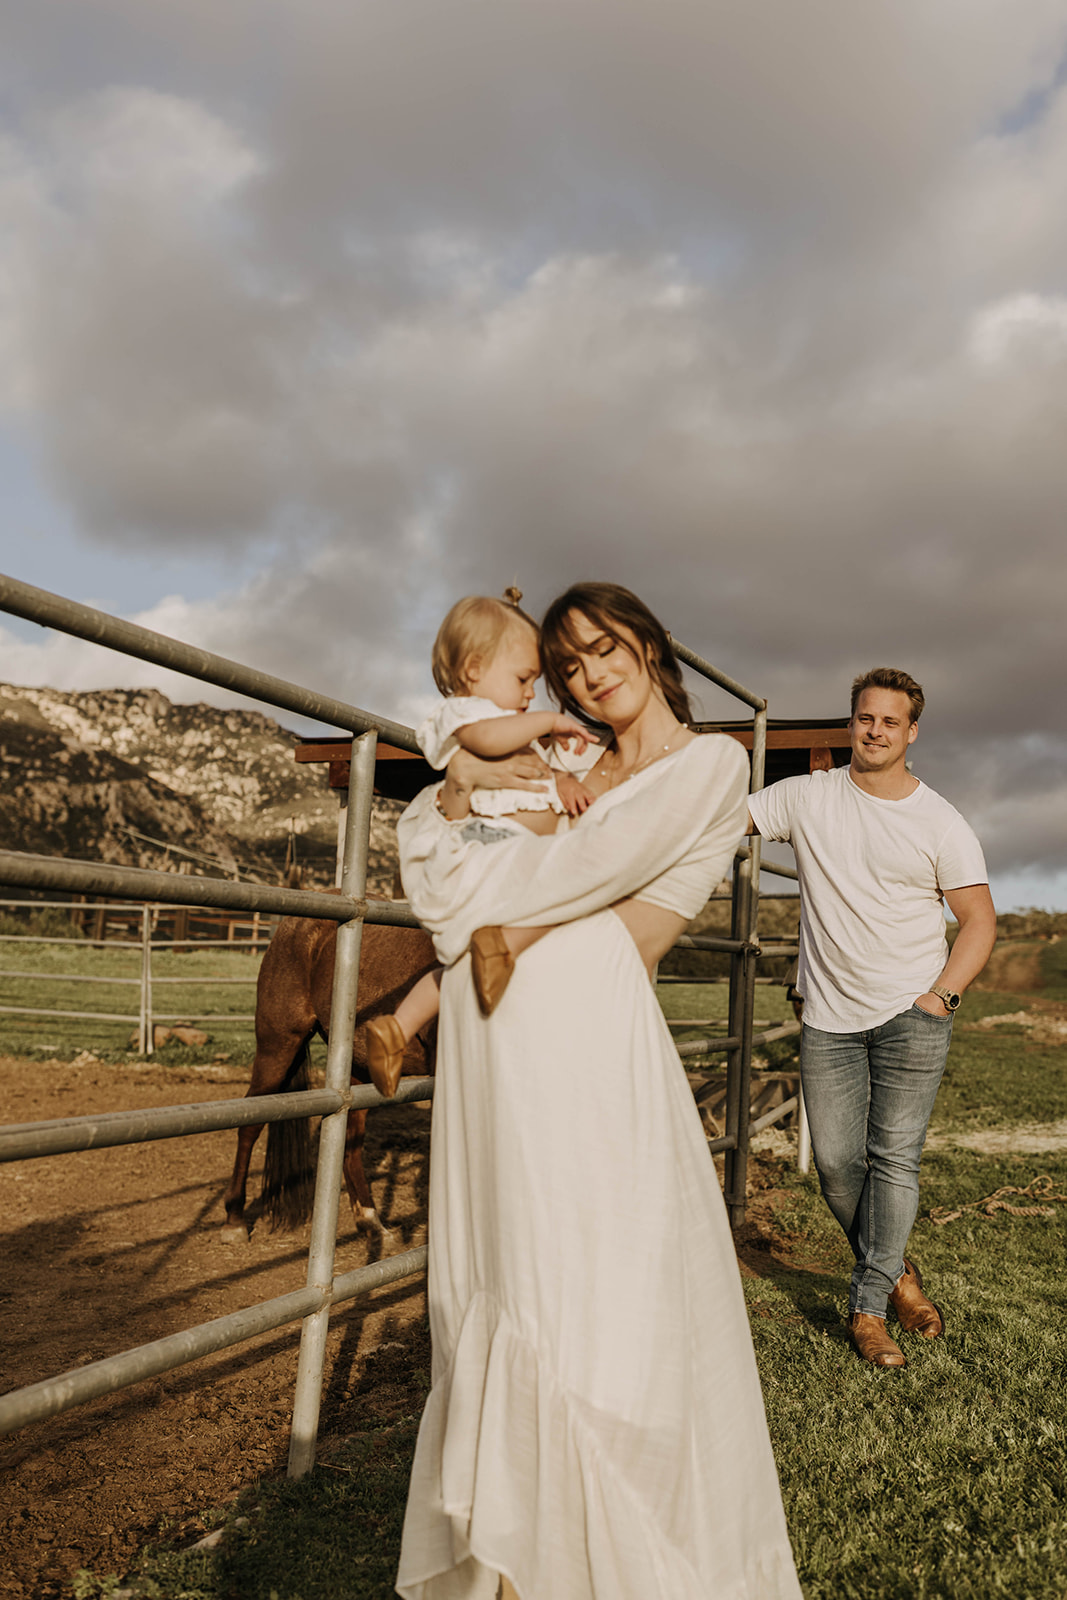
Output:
[{"xmin": 930, "ymin": 985, "xmax": 961, "ymax": 1012}]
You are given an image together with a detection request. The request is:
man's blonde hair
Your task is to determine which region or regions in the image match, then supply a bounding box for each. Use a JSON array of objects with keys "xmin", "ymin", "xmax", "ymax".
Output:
[
  {"xmin": 850, "ymin": 667, "xmax": 925, "ymax": 724},
  {"xmin": 431, "ymin": 589, "xmax": 538, "ymax": 696}
]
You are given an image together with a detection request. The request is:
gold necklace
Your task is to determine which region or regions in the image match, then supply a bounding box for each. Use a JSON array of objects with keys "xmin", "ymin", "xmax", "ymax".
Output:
[{"xmin": 609, "ymin": 732, "xmax": 683, "ymax": 787}]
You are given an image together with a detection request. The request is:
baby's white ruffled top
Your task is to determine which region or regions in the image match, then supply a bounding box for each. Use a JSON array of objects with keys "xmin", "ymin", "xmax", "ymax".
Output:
[{"xmin": 416, "ymin": 695, "xmax": 597, "ymax": 818}]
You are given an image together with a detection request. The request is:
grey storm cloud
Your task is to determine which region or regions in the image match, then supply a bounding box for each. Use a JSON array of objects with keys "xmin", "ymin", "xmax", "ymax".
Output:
[{"xmin": 2, "ymin": 0, "xmax": 1067, "ymax": 897}]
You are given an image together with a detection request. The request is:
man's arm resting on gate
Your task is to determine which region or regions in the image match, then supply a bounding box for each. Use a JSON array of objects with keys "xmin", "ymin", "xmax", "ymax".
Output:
[{"xmin": 915, "ymin": 883, "xmax": 997, "ymax": 1016}]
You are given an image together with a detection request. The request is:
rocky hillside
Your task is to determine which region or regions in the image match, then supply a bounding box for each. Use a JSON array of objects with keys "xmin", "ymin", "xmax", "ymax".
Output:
[{"xmin": 0, "ymin": 684, "xmax": 403, "ymax": 890}]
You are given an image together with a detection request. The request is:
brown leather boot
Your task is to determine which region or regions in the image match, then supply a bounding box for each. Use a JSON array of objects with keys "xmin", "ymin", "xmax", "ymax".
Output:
[
  {"xmin": 366, "ymin": 1015, "xmax": 407, "ymax": 1098},
  {"xmin": 849, "ymin": 1312, "xmax": 906, "ymax": 1367},
  {"xmin": 471, "ymin": 926, "xmax": 514, "ymax": 1017},
  {"xmin": 891, "ymin": 1257, "xmax": 945, "ymax": 1337}
]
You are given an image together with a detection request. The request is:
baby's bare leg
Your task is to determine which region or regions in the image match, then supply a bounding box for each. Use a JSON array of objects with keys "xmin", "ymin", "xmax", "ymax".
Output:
[
  {"xmin": 393, "ymin": 967, "xmax": 443, "ymax": 1042},
  {"xmin": 367, "ymin": 968, "xmax": 442, "ymax": 1098},
  {"xmin": 499, "ymin": 925, "xmax": 548, "ymax": 960}
]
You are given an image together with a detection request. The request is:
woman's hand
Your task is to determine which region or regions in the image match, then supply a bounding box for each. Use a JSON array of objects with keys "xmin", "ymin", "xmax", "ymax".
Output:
[{"xmin": 439, "ymin": 747, "xmax": 552, "ymax": 820}]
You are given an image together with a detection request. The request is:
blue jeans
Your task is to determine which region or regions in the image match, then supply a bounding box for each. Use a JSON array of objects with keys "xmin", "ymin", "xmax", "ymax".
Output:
[{"xmin": 800, "ymin": 1004, "xmax": 953, "ymax": 1317}]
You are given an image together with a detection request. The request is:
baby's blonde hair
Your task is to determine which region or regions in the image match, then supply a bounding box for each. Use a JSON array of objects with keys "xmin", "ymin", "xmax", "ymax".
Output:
[{"xmin": 432, "ymin": 588, "xmax": 538, "ymax": 696}]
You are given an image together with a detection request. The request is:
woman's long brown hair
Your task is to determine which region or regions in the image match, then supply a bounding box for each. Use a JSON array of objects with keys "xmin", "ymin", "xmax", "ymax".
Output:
[{"xmin": 540, "ymin": 583, "xmax": 692, "ymax": 728}]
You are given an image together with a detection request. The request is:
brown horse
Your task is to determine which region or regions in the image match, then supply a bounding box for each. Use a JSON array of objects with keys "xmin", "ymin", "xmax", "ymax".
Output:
[{"xmin": 221, "ymin": 907, "xmax": 438, "ymax": 1242}]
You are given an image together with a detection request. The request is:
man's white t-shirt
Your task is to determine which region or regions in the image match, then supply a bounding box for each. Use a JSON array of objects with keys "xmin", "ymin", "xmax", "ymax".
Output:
[{"xmin": 748, "ymin": 767, "xmax": 988, "ymax": 1033}]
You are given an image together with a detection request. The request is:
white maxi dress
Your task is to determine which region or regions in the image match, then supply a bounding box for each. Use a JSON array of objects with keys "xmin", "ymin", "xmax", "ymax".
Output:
[{"xmin": 394, "ymin": 735, "xmax": 803, "ymax": 1600}]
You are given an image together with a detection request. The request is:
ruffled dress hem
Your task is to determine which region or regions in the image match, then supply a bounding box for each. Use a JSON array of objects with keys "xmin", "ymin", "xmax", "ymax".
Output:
[{"xmin": 396, "ymin": 1292, "xmax": 801, "ymax": 1600}]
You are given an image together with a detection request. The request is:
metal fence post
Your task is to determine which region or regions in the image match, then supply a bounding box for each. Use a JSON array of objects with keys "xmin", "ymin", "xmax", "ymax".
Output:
[
  {"xmin": 724, "ymin": 853, "xmax": 750, "ymax": 1219},
  {"xmin": 137, "ymin": 910, "xmax": 146, "ymax": 1057},
  {"xmin": 723, "ymin": 706, "xmax": 766, "ymax": 1227},
  {"xmin": 140, "ymin": 905, "xmax": 153, "ymax": 1056},
  {"xmin": 287, "ymin": 729, "xmax": 377, "ymax": 1478},
  {"xmin": 738, "ymin": 708, "xmax": 765, "ymax": 1222}
]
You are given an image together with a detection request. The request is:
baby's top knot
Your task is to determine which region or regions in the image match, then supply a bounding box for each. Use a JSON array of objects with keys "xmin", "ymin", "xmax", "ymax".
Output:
[{"xmin": 503, "ymin": 586, "xmax": 523, "ymax": 607}]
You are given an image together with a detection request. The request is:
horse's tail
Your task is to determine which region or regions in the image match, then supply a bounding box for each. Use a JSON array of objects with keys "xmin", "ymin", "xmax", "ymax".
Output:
[{"xmin": 260, "ymin": 1045, "xmax": 317, "ymax": 1231}]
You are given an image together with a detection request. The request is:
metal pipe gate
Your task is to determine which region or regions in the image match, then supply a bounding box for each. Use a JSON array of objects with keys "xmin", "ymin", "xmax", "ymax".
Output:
[
  {"xmin": 670, "ymin": 637, "xmax": 772, "ymax": 1226},
  {"xmin": 0, "ymin": 897, "xmax": 270, "ymax": 1054},
  {"xmin": 0, "ymin": 572, "xmax": 786, "ymax": 1473}
]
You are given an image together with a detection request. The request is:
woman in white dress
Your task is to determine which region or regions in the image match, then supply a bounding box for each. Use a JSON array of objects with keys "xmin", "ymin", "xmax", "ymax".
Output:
[{"xmin": 395, "ymin": 584, "xmax": 803, "ymax": 1600}]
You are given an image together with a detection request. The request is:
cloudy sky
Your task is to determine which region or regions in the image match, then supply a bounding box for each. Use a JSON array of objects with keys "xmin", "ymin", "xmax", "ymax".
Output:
[{"xmin": 2, "ymin": 0, "xmax": 1067, "ymax": 909}]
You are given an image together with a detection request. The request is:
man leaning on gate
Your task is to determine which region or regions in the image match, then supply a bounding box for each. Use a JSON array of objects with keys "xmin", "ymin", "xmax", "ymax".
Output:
[{"xmin": 747, "ymin": 667, "xmax": 996, "ymax": 1368}]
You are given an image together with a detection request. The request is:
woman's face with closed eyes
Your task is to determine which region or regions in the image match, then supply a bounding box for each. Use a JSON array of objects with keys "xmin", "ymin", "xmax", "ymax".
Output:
[{"xmin": 557, "ymin": 610, "xmax": 655, "ymax": 730}]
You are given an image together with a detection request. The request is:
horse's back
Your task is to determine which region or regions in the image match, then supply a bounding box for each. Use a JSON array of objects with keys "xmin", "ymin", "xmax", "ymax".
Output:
[{"xmin": 262, "ymin": 897, "xmax": 435, "ymax": 1038}]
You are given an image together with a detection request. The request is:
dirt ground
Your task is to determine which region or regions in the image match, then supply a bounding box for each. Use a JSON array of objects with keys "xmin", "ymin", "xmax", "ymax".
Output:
[
  {"xmin": 0, "ymin": 1054, "xmax": 809, "ymax": 1599},
  {"xmin": 965, "ymin": 994, "xmax": 1067, "ymax": 1044},
  {"xmin": 971, "ymin": 942, "xmax": 1045, "ymax": 993},
  {"xmin": 0, "ymin": 1054, "xmax": 433, "ymax": 1599}
]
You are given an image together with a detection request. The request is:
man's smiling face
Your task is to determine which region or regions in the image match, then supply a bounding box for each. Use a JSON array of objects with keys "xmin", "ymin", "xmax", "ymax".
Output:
[{"xmin": 849, "ymin": 686, "xmax": 918, "ymax": 775}]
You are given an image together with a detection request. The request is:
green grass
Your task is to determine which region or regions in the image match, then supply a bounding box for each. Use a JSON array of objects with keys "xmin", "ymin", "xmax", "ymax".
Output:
[
  {"xmin": 752, "ymin": 1147, "xmax": 1067, "ymax": 1600},
  {"xmin": 655, "ymin": 979, "xmax": 795, "ymax": 1026},
  {"xmin": 0, "ymin": 937, "xmax": 260, "ymax": 1061},
  {"xmin": 934, "ymin": 989, "xmax": 1067, "ymax": 1131},
  {"xmin": 1040, "ymin": 938, "xmax": 1067, "ymax": 1000},
  {"xmin": 657, "ymin": 979, "xmax": 800, "ymax": 1069}
]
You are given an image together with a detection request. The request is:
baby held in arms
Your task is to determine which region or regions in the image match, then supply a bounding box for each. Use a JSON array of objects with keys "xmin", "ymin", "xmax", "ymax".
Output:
[{"xmin": 365, "ymin": 589, "xmax": 600, "ymax": 1096}]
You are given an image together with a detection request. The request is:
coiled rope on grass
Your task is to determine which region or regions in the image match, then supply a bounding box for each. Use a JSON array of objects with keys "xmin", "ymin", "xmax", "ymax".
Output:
[{"xmin": 929, "ymin": 1173, "xmax": 1067, "ymax": 1226}]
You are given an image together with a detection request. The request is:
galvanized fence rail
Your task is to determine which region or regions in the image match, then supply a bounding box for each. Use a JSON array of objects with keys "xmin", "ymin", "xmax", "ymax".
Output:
[
  {"xmin": 0, "ymin": 571, "xmax": 794, "ymax": 1473},
  {"xmin": 0, "ymin": 898, "xmax": 267, "ymax": 1052}
]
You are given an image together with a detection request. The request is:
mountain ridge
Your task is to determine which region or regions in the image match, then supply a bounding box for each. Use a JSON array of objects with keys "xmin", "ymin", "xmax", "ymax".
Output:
[{"xmin": 0, "ymin": 683, "xmax": 403, "ymax": 892}]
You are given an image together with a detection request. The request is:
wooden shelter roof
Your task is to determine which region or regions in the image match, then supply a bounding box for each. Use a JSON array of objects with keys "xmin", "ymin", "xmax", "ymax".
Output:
[
  {"xmin": 692, "ymin": 718, "xmax": 851, "ymax": 785},
  {"xmin": 295, "ymin": 718, "xmax": 852, "ymax": 802}
]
